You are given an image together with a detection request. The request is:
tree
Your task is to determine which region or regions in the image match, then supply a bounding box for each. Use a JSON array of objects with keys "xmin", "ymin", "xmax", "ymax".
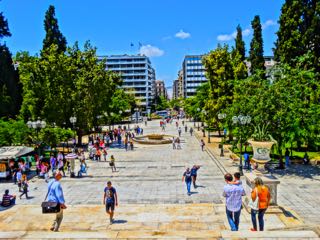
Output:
[
  {"xmin": 274, "ymin": 0, "xmax": 320, "ymax": 72},
  {"xmin": 202, "ymin": 45, "xmax": 235, "ymax": 127},
  {"xmin": 155, "ymin": 96, "xmax": 169, "ymax": 111},
  {"xmin": 274, "ymin": 0, "xmax": 305, "ymax": 65},
  {"xmin": 235, "ymin": 25, "xmax": 246, "ymax": 62},
  {"xmin": 0, "ymin": 12, "xmax": 11, "ymax": 39},
  {"xmin": 0, "ymin": 45, "xmax": 22, "ymax": 117},
  {"xmin": 42, "ymin": 5, "xmax": 67, "ymax": 53},
  {"xmin": 249, "ymin": 15, "xmax": 265, "ymax": 75},
  {"xmin": 0, "ymin": 8, "xmax": 22, "ymax": 118}
]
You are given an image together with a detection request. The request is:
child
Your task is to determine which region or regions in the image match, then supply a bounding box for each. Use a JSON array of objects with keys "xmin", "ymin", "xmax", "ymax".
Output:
[{"xmin": 232, "ymin": 172, "xmax": 242, "ymax": 185}]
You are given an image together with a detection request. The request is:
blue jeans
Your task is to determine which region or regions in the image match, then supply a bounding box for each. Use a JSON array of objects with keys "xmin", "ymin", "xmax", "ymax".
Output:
[
  {"xmin": 226, "ymin": 208, "xmax": 241, "ymax": 231},
  {"xmin": 186, "ymin": 181, "xmax": 191, "ymax": 194},
  {"xmin": 251, "ymin": 208, "xmax": 266, "ymax": 231},
  {"xmin": 285, "ymin": 156, "xmax": 290, "ymax": 167}
]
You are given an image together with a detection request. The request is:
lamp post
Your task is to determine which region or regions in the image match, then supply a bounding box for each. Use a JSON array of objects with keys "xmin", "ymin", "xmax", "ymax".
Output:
[
  {"xmin": 202, "ymin": 110, "xmax": 206, "ymax": 137},
  {"xmin": 197, "ymin": 108, "xmax": 200, "ymax": 131},
  {"xmin": 232, "ymin": 115, "xmax": 251, "ymax": 175},
  {"xmin": 119, "ymin": 110, "xmax": 123, "ymax": 128},
  {"xmin": 125, "ymin": 109, "xmax": 131, "ymax": 130},
  {"xmin": 134, "ymin": 107, "xmax": 139, "ymax": 124},
  {"xmin": 69, "ymin": 116, "xmax": 77, "ymax": 146},
  {"xmin": 27, "ymin": 118, "xmax": 46, "ymax": 155},
  {"xmin": 218, "ymin": 113, "xmax": 227, "ymax": 157}
]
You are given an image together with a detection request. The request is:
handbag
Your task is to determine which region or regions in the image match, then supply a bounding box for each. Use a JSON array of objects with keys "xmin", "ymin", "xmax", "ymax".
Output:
[
  {"xmin": 248, "ymin": 188, "xmax": 259, "ymax": 210},
  {"xmin": 41, "ymin": 184, "xmax": 60, "ymax": 214}
]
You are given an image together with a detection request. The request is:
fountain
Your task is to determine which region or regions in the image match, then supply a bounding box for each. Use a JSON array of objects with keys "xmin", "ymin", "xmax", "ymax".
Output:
[{"xmin": 133, "ymin": 133, "xmax": 174, "ymax": 144}]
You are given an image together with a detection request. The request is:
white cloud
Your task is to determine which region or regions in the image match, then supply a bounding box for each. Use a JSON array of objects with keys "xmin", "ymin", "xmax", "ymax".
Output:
[
  {"xmin": 217, "ymin": 28, "xmax": 251, "ymax": 42},
  {"xmin": 262, "ymin": 20, "xmax": 277, "ymax": 29},
  {"xmin": 139, "ymin": 45, "xmax": 164, "ymax": 57},
  {"xmin": 175, "ymin": 30, "xmax": 191, "ymax": 39}
]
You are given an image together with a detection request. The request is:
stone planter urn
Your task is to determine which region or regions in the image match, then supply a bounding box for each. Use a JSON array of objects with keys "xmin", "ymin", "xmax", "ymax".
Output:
[{"xmin": 248, "ymin": 139, "xmax": 275, "ymax": 174}]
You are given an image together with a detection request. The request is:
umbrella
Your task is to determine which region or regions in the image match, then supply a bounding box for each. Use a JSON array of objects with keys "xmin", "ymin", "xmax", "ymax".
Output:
[{"xmin": 65, "ymin": 153, "xmax": 78, "ymax": 159}]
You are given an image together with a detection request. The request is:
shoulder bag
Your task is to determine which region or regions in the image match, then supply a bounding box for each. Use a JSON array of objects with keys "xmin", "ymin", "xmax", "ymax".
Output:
[
  {"xmin": 41, "ymin": 183, "xmax": 61, "ymax": 214},
  {"xmin": 248, "ymin": 188, "xmax": 259, "ymax": 210}
]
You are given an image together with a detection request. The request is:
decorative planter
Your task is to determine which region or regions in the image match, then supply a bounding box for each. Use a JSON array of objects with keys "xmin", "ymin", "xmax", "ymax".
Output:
[
  {"xmin": 248, "ymin": 139, "xmax": 275, "ymax": 161},
  {"xmin": 248, "ymin": 139, "xmax": 275, "ymax": 174}
]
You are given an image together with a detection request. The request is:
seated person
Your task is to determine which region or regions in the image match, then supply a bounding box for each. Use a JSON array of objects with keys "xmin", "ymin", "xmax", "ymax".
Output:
[
  {"xmin": 1, "ymin": 189, "xmax": 16, "ymax": 207},
  {"xmin": 77, "ymin": 160, "xmax": 87, "ymax": 177}
]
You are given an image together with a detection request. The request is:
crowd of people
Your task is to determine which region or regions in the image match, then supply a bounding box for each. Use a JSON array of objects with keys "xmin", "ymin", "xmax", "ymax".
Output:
[{"xmin": 1, "ymin": 117, "xmax": 274, "ymax": 233}]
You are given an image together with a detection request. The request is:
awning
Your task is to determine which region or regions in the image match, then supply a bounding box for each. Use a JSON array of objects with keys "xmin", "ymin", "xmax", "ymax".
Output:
[{"xmin": 0, "ymin": 146, "xmax": 34, "ymax": 160}]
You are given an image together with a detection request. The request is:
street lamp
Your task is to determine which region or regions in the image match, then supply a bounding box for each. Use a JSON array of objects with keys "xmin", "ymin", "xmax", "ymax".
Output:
[
  {"xmin": 197, "ymin": 108, "xmax": 200, "ymax": 131},
  {"xmin": 202, "ymin": 110, "xmax": 206, "ymax": 137},
  {"xmin": 134, "ymin": 107, "xmax": 139, "ymax": 124},
  {"xmin": 69, "ymin": 116, "xmax": 77, "ymax": 144},
  {"xmin": 125, "ymin": 109, "xmax": 131, "ymax": 130},
  {"xmin": 218, "ymin": 113, "xmax": 227, "ymax": 157},
  {"xmin": 232, "ymin": 115, "xmax": 251, "ymax": 175},
  {"xmin": 27, "ymin": 118, "xmax": 46, "ymax": 156}
]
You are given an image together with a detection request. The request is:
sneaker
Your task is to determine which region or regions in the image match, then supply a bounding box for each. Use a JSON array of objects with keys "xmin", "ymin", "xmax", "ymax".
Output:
[{"xmin": 250, "ymin": 228, "xmax": 257, "ymax": 231}]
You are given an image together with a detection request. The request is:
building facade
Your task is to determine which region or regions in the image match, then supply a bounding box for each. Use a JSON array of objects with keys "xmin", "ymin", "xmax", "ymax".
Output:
[
  {"xmin": 155, "ymin": 80, "xmax": 168, "ymax": 99},
  {"xmin": 182, "ymin": 55, "xmax": 207, "ymax": 98},
  {"xmin": 172, "ymin": 80, "xmax": 179, "ymax": 99},
  {"xmin": 245, "ymin": 56, "xmax": 276, "ymax": 76},
  {"xmin": 102, "ymin": 54, "xmax": 156, "ymax": 113}
]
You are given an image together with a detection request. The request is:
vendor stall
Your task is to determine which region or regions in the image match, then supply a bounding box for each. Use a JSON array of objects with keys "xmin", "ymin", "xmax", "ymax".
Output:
[{"xmin": 0, "ymin": 146, "xmax": 34, "ymax": 179}]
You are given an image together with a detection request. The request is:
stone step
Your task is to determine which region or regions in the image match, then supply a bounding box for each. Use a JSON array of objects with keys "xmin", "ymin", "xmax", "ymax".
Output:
[{"xmin": 0, "ymin": 230, "xmax": 318, "ymax": 239}]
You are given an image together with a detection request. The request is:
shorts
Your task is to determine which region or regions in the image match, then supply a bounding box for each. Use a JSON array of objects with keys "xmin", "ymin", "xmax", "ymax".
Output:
[{"xmin": 106, "ymin": 202, "xmax": 115, "ymax": 212}]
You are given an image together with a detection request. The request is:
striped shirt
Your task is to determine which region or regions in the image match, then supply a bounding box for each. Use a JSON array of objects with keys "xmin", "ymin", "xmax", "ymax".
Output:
[{"xmin": 223, "ymin": 184, "xmax": 246, "ymax": 212}]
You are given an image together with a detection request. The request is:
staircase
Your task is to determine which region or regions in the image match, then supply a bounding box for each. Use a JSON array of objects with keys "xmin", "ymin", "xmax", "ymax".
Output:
[{"xmin": 0, "ymin": 204, "xmax": 318, "ymax": 239}]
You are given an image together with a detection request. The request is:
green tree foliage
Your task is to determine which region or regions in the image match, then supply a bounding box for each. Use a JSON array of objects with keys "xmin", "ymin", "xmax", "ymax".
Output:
[
  {"xmin": 275, "ymin": 0, "xmax": 320, "ymax": 72},
  {"xmin": 0, "ymin": 119, "xmax": 31, "ymax": 146},
  {"xmin": 42, "ymin": 5, "xmax": 67, "ymax": 53},
  {"xmin": 17, "ymin": 41, "xmax": 127, "ymax": 140},
  {"xmin": 155, "ymin": 96, "xmax": 170, "ymax": 111},
  {"xmin": 202, "ymin": 45, "xmax": 236, "ymax": 126},
  {"xmin": 249, "ymin": 15, "xmax": 266, "ymax": 75},
  {"xmin": 39, "ymin": 127, "xmax": 74, "ymax": 147},
  {"xmin": 0, "ymin": 8, "xmax": 22, "ymax": 118},
  {"xmin": 0, "ymin": 12, "xmax": 11, "ymax": 39},
  {"xmin": 235, "ymin": 25, "xmax": 246, "ymax": 62}
]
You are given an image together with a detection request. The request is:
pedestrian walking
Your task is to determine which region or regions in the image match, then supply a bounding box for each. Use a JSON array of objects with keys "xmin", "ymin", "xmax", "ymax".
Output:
[
  {"xmin": 50, "ymin": 155, "xmax": 57, "ymax": 173},
  {"xmin": 19, "ymin": 175, "xmax": 29, "ymax": 199},
  {"xmin": 124, "ymin": 138, "xmax": 128, "ymax": 151},
  {"xmin": 178, "ymin": 127, "xmax": 182, "ymax": 137},
  {"xmin": 250, "ymin": 177, "xmax": 270, "ymax": 232},
  {"xmin": 110, "ymin": 155, "xmax": 116, "ymax": 172},
  {"xmin": 103, "ymin": 148, "xmax": 108, "ymax": 161},
  {"xmin": 182, "ymin": 168, "xmax": 192, "ymax": 195},
  {"xmin": 176, "ymin": 137, "xmax": 181, "ymax": 149},
  {"xmin": 189, "ymin": 127, "xmax": 193, "ymax": 136},
  {"xmin": 200, "ymin": 139, "xmax": 205, "ymax": 151},
  {"xmin": 47, "ymin": 172, "xmax": 67, "ymax": 232},
  {"xmin": 16, "ymin": 170, "xmax": 22, "ymax": 192},
  {"xmin": 182, "ymin": 120, "xmax": 184, "ymax": 126},
  {"xmin": 130, "ymin": 139, "xmax": 134, "ymax": 150},
  {"xmin": 103, "ymin": 181, "xmax": 118, "ymax": 224},
  {"xmin": 172, "ymin": 137, "xmax": 176, "ymax": 149},
  {"xmin": 223, "ymin": 173, "xmax": 246, "ymax": 231},
  {"xmin": 185, "ymin": 125, "xmax": 188, "ymax": 133},
  {"xmin": 191, "ymin": 165, "xmax": 200, "ymax": 188},
  {"xmin": 285, "ymin": 148, "xmax": 290, "ymax": 167},
  {"xmin": 57, "ymin": 152, "xmax": 65, "ymax": 177},
  {"xmin": 244, "ymin": 152, "xmax": 251, "ymax": 171}
]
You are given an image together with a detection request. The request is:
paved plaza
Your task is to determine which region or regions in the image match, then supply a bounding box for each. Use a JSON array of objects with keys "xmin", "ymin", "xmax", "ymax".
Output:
[{"xmin": 0, "ymin": 120, "xmax": 319, "ymax": 239}]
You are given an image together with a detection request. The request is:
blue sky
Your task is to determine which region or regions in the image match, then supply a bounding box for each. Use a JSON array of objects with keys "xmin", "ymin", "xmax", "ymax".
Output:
[{"xmin": 1, "ymin": 0, "xmax": 284, "ymax": 90}]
